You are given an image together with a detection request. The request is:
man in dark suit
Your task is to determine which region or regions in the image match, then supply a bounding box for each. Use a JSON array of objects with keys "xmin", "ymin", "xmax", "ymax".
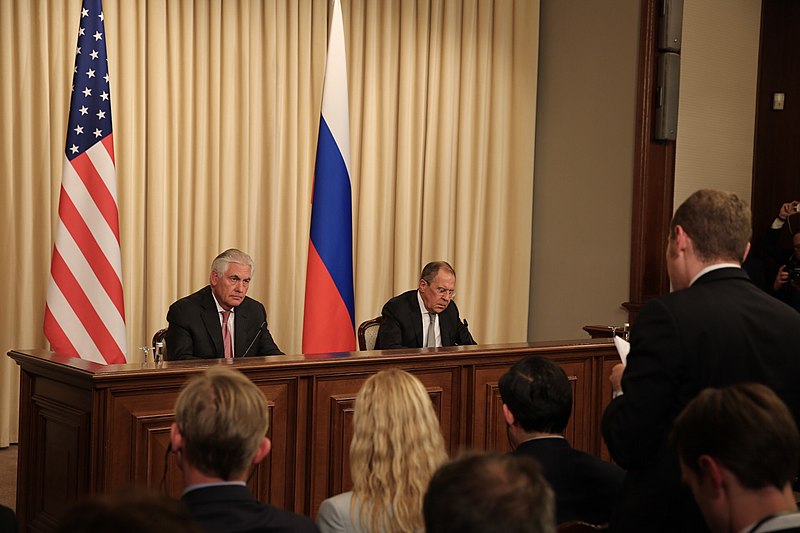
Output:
[
  {"xmin": 374, "ymin": 261, "xmax": 475, "ymax": 349},
  {"xmin": 166, "ymin": 249, "xmax": 282, "ymax": 360},
  {"xmin": 171, "ymin": 366, "xmax": 318, "ymax": 533},
  {"xmin": 671, "ymin": 384, "xmax": 800, "ymax": 533},
  {"xmin": 602, "ymin": 189, "xmax": 800, "ymax": 533},
  {"xmin": 424, "ymin": 453, "xmax": 555, "ymax": 533},
  {"xmin": 499, "ymin": 356, "xmax": 623, "ymax": 525}
]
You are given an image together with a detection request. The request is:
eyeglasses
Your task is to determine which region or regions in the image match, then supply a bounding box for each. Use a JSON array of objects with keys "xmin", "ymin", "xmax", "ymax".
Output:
[
  {"xmin": 422, "ymin": 280, "xmax": 455, "ymax": 297},
  {"xmin": 430, "ymin": 286, "xmax": 455, "ymax": 297}
]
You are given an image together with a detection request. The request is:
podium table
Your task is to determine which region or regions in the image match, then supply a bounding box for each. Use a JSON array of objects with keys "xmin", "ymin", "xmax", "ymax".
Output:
[{"xmin": 8, "ymin": 340, "xmax": 618, "ymax": 533}]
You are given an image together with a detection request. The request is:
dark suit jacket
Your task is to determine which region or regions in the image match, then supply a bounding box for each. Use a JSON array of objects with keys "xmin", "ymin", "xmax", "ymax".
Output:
[
  {"xmin": 602, "ymin": 267, "xmax": 800, "ymax": 533},
  {"xmin": 181, "ymin": 484, "xmax": 318, "ymax": 533},
  {"xmin": 513, "ymin": 438, "xmax": 623, "ymax": 525},
  {"xmin": 0, "ymin": 504, "xmax": 18, "ymax": 533},
  {"xmin": 165, "ymin": 286, "xmax": 282, "ymax": 360},
  {"xmin": 374, "ymin": 289, "xmax": 476, "ymax": 349}
]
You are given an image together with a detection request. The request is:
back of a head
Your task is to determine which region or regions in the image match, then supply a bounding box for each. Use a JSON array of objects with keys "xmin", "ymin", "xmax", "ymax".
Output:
[
  {"xmin": 56, "ymin": 489, "xmax": 201, "ymax": 533},
  {"xmin": 499, "ymin": 356, "xmax": 572, "ymax": 434},
  {"xmin": 424, "ymin": 452, "xmax": 556, "ymax": 533},
  {"xmin": 671, "ymin": 383, "xmax": 800, "ymax": 491},
  {"xmin": 350, "ymin": 368, "xmax": 448, "ymax": 533},
  {"xmin": 174, "ymin": 366, "xmax": 269, "ymax": 480},
  {"xmin": 670, "ymin": 189, "xmax": 751, "ymax": 263}
]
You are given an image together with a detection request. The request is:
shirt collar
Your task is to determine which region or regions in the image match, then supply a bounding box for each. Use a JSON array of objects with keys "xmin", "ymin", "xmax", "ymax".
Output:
[{"xmin": 689, "ymin": 262, "xmax": 741, "ymax": 287}]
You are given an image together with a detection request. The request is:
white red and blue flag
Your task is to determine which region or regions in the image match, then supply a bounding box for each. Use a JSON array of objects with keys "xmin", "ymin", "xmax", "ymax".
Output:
[{"xmin": 302, "ymin": 0, "xmax": 356, "ymax": 354}]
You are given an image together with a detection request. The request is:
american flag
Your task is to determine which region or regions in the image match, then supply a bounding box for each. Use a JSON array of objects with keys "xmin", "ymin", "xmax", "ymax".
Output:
[{"xmin": 44, "ymin": 0, "xmax": 127, "ymax": 364}]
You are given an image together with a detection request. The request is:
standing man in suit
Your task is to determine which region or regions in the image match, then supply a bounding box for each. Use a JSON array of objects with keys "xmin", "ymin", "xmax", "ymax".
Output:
[
  {"xmin": 166, "ymin": 249, "xmax": 282, "ymax": 360},
  {"xmin": 500, "ymin": 356, "xmax": 624, "ymax": 525},
  {"xmin": 374, "ymin": 261, "xmax": 476, "ymax": 349},
  {"xmin": 171, "ymin": 366, "xmax": 318, "ymax": 533},
  {"xmin": 602, "ymin": 189, "xmax": 800, "ymax": 532}
]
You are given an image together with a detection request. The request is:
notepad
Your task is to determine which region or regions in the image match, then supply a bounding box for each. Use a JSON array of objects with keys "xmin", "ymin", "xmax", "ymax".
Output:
[{"xmin": 614, "ymin": 336, "xmax": 630, "ymax": 366}]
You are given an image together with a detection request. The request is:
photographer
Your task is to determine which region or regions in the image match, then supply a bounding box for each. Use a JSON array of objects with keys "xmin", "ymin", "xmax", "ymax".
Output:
[{"xmin": 772, "ymin": 201, "xmax": 800, "ymax": 313}]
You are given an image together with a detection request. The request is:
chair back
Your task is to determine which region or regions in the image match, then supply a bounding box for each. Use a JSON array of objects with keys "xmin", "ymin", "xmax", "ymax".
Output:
[
  {"xmin": 152, "ymin": 328, "xmax": 168, "ymax": 360},
  {"xmin": 357, "ymin": 316, "xmax": 382, "ymax": 351}
]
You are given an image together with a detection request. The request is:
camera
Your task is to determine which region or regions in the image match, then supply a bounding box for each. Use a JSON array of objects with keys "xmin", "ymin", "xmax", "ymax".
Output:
[{"xmin": 788, "ymin": 257, "xmax": 800, "ymax": 285}]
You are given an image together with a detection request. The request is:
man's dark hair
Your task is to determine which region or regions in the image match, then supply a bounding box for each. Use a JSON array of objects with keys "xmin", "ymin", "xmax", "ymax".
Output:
[
  {"xmin": 670, "ymin": 189, "xmax": 751, "ymax": 263},
  {"xmin": 419, "ymin": 261, "xmax": 455, "ymax": 284},
  {"xmin": 498, "ymin": 356, "xmax": 572, "ymax": 434},
  {"xmin": 424, "ymin": 452, "xmax": 555, "ymax": 533},
  {"xmin": 55, "ymin": 489, "xmax": 201, "ymax": 533},
  {"xmin": 670, "ymin": 383, "xmax": 800, "ymax": 491}
]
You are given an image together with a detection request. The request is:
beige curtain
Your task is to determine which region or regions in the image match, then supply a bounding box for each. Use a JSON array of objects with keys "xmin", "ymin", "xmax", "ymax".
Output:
[{"xmin": 0, "ymin": 0, "xmax": 538, "ymax": 446}]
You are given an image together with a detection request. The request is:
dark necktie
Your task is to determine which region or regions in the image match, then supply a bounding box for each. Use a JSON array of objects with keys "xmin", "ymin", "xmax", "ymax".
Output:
[{"xmin": 426, "ymin": 312, "xmax": 436, "ymax": 348}]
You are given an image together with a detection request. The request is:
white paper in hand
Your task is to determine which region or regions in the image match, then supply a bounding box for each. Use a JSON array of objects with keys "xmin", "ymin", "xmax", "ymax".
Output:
[{"xmin": 614, "ymin": 336, "xmax": 630, "ymax": 366}]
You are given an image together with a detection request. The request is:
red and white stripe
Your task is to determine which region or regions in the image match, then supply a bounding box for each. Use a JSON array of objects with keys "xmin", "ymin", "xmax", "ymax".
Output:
[{"xmin": 44, "ymin": 136, "xmax": 127, "ymax": 364}]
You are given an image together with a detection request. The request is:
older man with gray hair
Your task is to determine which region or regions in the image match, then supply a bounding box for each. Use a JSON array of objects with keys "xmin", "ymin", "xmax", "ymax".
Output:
[{"xmin": 166, "ymin": 248, "xmax": 282, "ymax": 359}]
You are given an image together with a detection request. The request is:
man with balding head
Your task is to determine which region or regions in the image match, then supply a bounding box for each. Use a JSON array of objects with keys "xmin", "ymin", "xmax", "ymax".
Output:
[{"xmin": 374, "ymin": 261, "xmax": 476, "ymax": 349}]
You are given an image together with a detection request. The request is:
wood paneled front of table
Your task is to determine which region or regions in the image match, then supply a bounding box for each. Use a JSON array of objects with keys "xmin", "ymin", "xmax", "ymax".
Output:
[{"xmin": 8, "ymin": 340, "xmax": 618, "ymax": 533}]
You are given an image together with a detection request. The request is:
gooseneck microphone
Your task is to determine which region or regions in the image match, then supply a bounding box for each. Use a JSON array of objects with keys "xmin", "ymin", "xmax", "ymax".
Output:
[
  {"xmin": 461, "ymin": 318, "xmax": 476, "ymax": 345},
  {"xmin": 242, "ymin": 321, "xmax": 267, "ymax": 357}
]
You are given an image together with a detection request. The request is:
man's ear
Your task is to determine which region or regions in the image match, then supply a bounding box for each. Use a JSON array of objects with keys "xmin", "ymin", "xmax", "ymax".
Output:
[
  {"xmin": 252, "ymin": 437, "xmax": 272, "ymax": 465},
  {"xmin": 170, "ymin": 422, "xmax": 183, "ymax": 453},
  {"xmin": 698, "ymin": 454, "xmax": 725, "ymax": 494},
  {"xmin": 502, "ymin": 404, "xmax": 515, "ymax": 426},
  {"xmin": 673, "ymin": 225, "xmax": 691, "ymax": 253},
  {"xmin": 742, "ymin": 242, "xmax": 751, "ymax": 263}
]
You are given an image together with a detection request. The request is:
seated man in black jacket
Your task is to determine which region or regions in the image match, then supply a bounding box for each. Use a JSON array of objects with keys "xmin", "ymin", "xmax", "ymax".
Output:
[
  {"xmin": 171, "ymin": 366, "xmax": 318, "ymax": 533},
  {"xmin": 374, "ymin": 261, "xmax": 475, "ymax": 349},
  {"xmin": 166, "ymin": 249, "xmax": 282, "ymax": 359},
  {"xmin": 499, "ymin": 356, "xmax": 624, "ymax": 525}
]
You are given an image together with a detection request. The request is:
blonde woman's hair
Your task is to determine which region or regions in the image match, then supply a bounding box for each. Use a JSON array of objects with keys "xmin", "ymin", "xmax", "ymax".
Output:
[
  {"xmin": 174, "ymin": 366, "xmax": 269, "ymax": 480},
  {"xmin": 349, "ymin": 369, "xmax": 448, "ymax": 533}
]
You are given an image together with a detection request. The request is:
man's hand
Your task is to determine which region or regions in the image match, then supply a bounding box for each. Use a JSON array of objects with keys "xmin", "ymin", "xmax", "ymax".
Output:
[
  {"xmin": 610, "ymin": 363, "xmax": 625, "ymax": 397},
  {"xmin": 779, "ymin": 201, "xmax": 800, "ymax": 220},
  {"xmin": 774, "ymin": 265, "xmax": 789, "ymax": 291}
]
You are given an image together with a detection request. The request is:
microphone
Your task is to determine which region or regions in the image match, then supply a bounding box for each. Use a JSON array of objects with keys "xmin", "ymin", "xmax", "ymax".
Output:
[
  {"xmin": 242, "ymin": 321, "xmax": 267, "ymax": 357},
  {"xmin": 461, "ymin": 318, "xmax": 476, "ymax": 345}
]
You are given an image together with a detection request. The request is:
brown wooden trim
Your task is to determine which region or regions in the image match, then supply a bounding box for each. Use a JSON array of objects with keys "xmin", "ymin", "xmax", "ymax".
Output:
[{"xmin": 629, "ymin": 0, "xmax": 676, "ymax": 321}]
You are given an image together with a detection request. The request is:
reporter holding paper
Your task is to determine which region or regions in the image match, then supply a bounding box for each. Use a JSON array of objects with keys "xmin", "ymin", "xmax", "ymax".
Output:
[{"xmin": 602, "ymin": 190, "xmax": 800, "ymax": 533}]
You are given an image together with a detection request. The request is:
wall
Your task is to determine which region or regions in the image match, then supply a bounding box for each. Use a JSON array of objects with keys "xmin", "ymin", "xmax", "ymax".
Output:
[
  {"xmin": 528, "ymin": 1, "xmax": 640, "ymax": 341},
  {"xmin": 673, "ymin": 0, "xmax": 761, "ymax": 208}
]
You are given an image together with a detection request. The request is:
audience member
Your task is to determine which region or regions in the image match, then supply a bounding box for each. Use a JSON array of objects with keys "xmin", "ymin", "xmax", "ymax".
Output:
[
  {"xmin": 423, "ymin": 452, "xmax": 555, "ymax": 533},
  {"xmin": 166, "ymin": 248, "xmax": 283, "ymax": 359},
  {"xmin": 55, "ymin": 488, "xmax": 201, "ymax": 533},
  {"xmin": 1, "ymin": 503, "xmax": 18, "ymax": 533},
  {"xmin": 670, "ymin": 383, "xmax": 800, "ymax": 533},
  {"xmin": 499, "ymin": 356, "xmax": 623, "ymax": 524},
  {"xmin": 317, "ymin": 369, "xmax": 448, "ymax": 533},
  {"xmin": 171, "ymin": 366, "xmax": 317, "ymax": 533},
  {"xmin": 374, "ymin": 261, "xmax": 475, "ymax": 349},
  {"xmin": 772, "ymin": 227, "xmax": 800, "ymax": 313},
  {"xmin": 602, "ymin": 189, "xmax": 800, "ymax": 532}
]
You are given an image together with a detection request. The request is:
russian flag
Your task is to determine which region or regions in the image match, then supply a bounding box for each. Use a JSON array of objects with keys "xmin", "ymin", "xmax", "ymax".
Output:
[{"xmin": 302, "ymin": 0, "xmax": 355, "ymax": 354}]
